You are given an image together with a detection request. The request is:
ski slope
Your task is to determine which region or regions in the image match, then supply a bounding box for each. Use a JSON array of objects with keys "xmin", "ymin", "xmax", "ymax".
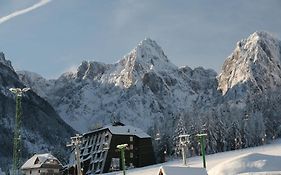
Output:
[{"xmin": 104, "ymin": 139, "xmax": 281, "ymax": 175}]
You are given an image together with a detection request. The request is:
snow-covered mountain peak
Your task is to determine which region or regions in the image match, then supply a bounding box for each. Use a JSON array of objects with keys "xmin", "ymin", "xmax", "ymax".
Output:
[
  {"xmin": 129, "ymin": 38, "xmax": 176, "ymax": 70},
  {"xmin": 218, "ymin": 31, "xmax": 281, "ymax": 95},
  {"xmin": 248, "ymin": 31, "xmax": 277, "ymax": 42},
  {"xmin": 134, "ymin": 37, "xmax": 171, "ymax": 65},
  {"xmin": 104, "ymin": 38, "xmax": 177, "ymax": 88},
  {"xmin": 118, "ymin": 38, "xmax": 177, "ymax": 72},
  {"xmin": 137, "ymin": 37, "xmax": 161, "ymax": 51},
  {"xmin": 75, "ymin": 60, "xmax": 109, "ymax": 80},
  {"xmin": 0, "ymin": 52, "xmax": 14, "ymax": 71},
  {"xmin": 240, "ymin": 31, "xmax": 281, "ymax": 61},
  {"xmin": 36, "ymin": 38, "xmax": 178, "ymax": 90}
]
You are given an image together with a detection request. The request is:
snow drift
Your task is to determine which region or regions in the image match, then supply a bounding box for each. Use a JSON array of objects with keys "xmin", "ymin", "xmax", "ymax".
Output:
[{"xmin": 208, "ymin": 153, "xmax": 281, "ymax": 175}]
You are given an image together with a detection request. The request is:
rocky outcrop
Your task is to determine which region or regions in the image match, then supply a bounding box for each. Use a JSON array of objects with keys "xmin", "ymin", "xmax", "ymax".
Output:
[{"xmin": 218, "ymin": 31, "xmax": 281, "ymax": 96}]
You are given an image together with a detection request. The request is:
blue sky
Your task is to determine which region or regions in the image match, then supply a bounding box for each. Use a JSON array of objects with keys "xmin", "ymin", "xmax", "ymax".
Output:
[{"xmin": 0, "ymin": 0, "xmax": 280, "ymax": 78}]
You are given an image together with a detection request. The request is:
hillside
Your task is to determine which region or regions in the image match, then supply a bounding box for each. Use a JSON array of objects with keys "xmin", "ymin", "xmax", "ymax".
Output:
[{"xmin": 0, "ymin": 52, "xmax": 75, "ymax": 171}]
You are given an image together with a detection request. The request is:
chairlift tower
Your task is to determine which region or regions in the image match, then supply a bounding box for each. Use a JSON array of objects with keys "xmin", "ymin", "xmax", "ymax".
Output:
[
  {"xmin": 9, "ymin": 87, "xmax": 30, "ymax": 175},
  {"xmin": 116, "ymin": 144, "xmax": 128, "ymax": 175},
  {"xmin": 67, "ymin": 134, "xmax": 83, "ymax": 175},
  {"xmin": 196, "ymin": 133, "xmax": 207, "ymax": 168},
  {"xmin": 179, "ymin": 134, "xmax": 189, "ymax": 166}
]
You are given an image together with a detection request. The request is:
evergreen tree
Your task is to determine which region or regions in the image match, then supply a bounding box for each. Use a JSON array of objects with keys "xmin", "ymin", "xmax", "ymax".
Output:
[{"xmin": 172, "ymin": 115, "xmax": 187, "ymax": 157}]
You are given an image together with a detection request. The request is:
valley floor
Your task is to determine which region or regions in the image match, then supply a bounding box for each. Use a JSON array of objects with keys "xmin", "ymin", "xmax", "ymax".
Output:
[{"xmin": 103, "ymin": 139, "xmax": 281, "ymax": 175}]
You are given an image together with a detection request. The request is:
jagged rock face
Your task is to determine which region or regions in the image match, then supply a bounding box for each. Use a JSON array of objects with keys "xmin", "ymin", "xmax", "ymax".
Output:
[
  {"xmin": 142, "ymin": 71, "xmax": 167, "ymax": 95},
  {"xmin": 218, "ymin": 32, "xmax": 281, "ymax": 96},
  {"xmin": 18, "ymin": 38, "xmax": 218, "ymax": 133},
  {"xmin": 0, "ymin": 52, "xmax": 13, "ymax": 71},
  {"xmin": 0, "ymin": 53, "xmax": 19, "ymax": 90},
  {"xmin": 76, "ymin": 61, "xmax": 109, "ymax": 80},
  {"xmin": 0, "ymin": 55, "xmax": 75, "ymax": 171}
]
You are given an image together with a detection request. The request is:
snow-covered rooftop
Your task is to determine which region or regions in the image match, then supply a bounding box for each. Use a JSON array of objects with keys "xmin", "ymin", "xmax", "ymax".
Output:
[
  {"xmin": 21, "ymin": 153, "xmax": 61, "ymax": 170},
  {"xmin": 239, "ymin": 172, "xmax": 281, "ymax": 175},
  {"xmin": 85, "ymin": 122, "xmax": 151, "ymax": 138}
]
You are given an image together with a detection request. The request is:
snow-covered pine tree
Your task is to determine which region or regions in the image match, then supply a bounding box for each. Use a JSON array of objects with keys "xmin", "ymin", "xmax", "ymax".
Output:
[{"xmin": 172, "ymin": 114, "xmax": 188, "ymax": 157}]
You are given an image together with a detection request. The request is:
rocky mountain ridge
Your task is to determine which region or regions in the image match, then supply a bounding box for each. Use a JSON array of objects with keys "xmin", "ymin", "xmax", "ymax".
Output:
[
  {"xmin": 218, "ymin": 31, "xmax": 281, "ymax": 96},
  {"xmin": 16, "ymin": 31, "xmax": 281, "ymax": 158},
  {"xmin": 18, "ymin": 38, "xmax": 218, "ymax": 132}
]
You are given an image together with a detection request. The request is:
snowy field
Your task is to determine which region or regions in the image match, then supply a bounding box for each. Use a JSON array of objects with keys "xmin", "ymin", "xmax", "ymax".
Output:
[{"xmin": 104, "ymin": 140, "xmax": 281, "ymax": 175}]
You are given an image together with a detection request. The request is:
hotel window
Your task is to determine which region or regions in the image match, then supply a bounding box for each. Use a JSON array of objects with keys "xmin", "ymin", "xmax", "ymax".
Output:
[
  {"xmin": 97, "ymin": 152, "xmax": 101, "ymax": 159},
  {"xmin": 130, "ymin": 136, "xmax": 133, "ymax": 142},
  {"xmin": 130, "ymin": 152, "xmax": 133, "ymax": 158},
  {"xmin": 130, "ymin": 144, "xmax": 133, "ymax": 150},
  {"xmin": 104, "ymin": 136, "xmax": 107, "ymax": 142}
]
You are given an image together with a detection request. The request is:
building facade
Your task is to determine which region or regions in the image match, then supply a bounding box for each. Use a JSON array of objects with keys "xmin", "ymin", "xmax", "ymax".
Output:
[
  {"xmin": 21, "ymin": 153, "xmax": 62, "ymax": 175},
  {"xmin": 78, "ymin": 122, "xmax": 155, "ymax": 174}
]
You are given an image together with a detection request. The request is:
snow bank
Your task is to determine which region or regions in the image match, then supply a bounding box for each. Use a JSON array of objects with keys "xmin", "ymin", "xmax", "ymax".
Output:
[
  {"xmin": 103, "ymin": 140, "xmax": 281, "ymax": 175},
  {"xmin": 208, "ymin": 153, "xmax": 281, "ymax": 175},
  {"xmin": 159, "ymin": 166, "xmax": 207, "ymax": 175},
  {"xmin": 239, "ymin": 172, "xmax": 281, "ymax": 175}
]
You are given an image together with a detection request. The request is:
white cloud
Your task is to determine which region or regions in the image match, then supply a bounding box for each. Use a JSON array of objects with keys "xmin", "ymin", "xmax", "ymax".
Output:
[{"xmin": 0, "ymin": 0, "xmax": 52, "ymax": 24}]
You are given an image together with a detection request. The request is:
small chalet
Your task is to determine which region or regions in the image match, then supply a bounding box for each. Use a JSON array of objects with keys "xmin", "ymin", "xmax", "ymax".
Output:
[
  {"xmin": 158, "ymin": 166, "xmax": 208, "ymax": 175},
  {"xmin": 21, "ymin": 153, "xmax": 62, "ymax": 175},
  {"xmin": 71, "ymin": 122, "xmax": 155, "ymax": 174}
]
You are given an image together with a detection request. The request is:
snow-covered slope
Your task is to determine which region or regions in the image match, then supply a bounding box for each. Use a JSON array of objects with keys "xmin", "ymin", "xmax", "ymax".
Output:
[
  {"xmin": 209, "ymin": 153, "xmax": 281, "ymax": 175},
  {"xmin": 103, "ymin": 139, "xmax": 281, "ymax": 175}
]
